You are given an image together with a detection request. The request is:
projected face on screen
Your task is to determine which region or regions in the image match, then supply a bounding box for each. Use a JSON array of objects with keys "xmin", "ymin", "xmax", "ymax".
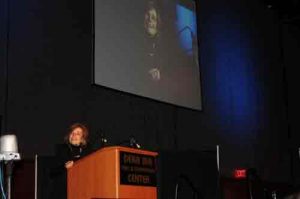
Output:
[
  {"xmin": 94, "ymin": 0, "xmax": 202, "ymax": 110},
  {"xmin": 144, "ymin": 2, "xmax": 160, "ymax": 38},
  {"xmin": 144, "ymin": 1, "xmax": 162, "ymax": 81}
]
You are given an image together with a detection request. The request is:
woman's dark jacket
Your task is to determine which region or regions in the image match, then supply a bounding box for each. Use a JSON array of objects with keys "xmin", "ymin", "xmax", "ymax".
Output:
[{"xmin": 50, "ymin": 143, "xmax": 92, "ymax": 199}]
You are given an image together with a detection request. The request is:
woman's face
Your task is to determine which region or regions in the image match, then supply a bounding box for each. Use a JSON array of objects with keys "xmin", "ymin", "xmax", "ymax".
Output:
[
  {"xmin": 69, "ymin": 127, "xmax": 83, "ymax": 146},
  {"xmin": 145, "ymin": 8, "xmax": 159, "ymax": 37}
]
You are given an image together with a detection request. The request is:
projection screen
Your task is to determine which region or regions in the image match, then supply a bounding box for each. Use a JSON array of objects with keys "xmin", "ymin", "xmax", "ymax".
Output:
[{"xmin": 93, "ymin": 0, "xmax": 202, "ymax": 110}]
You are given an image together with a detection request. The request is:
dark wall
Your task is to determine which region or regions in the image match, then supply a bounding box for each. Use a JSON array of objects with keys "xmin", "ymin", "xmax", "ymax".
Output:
[
  {"xmin": 284, "ymin": 22, "xmax": 300, "ymax": 145},
  {"xmin": 0, "ymin": 0, "xmax": 293, "ymax": 184},
  {"xmin": 282, "ymin": 20, "xmax": 300, "ymax": 185},
  {"xmin": 0, "ymin": 0, "xmax": 7, "ymax": 131}
]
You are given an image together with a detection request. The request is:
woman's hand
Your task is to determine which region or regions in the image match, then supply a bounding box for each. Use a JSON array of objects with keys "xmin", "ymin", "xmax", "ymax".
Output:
[{"xmin": 65, "ymin": 161, "xmax": 74, "ymax": 169}]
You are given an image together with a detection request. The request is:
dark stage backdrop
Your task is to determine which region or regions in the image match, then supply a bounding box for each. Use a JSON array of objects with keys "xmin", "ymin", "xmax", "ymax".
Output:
[
  {"xmin": 282, "ymin": 21, "xmax": 300, "ymax": 186},
  {"xmin": 0, "ymin": 0, "xmax": 7, "ymax": 132},
  {"xmin": 0, "ymin": 0, "xmax": 295, "ymax": 185},
  {"xmin": 157, "ymin": 149, "xmax": 221, "ymax": 199}
]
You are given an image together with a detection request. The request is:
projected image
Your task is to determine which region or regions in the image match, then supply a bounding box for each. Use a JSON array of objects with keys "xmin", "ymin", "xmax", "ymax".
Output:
[
  {"xmin": 94, "ymin": 0, "xmax": 202, "ymax": 110},
  {"xmin": 144, "ymin": 1, "xmax": 162, "ymax": 81},
  {"xmin": 176, "ymin": 4, "xmax": 198, "ymax": 56}
]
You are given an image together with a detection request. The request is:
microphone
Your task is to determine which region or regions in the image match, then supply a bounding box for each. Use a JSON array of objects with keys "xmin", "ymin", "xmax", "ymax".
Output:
[
  {"xmin": 95, "ymin": 131, "xmax": 108, "ymax": 148},
  {"xmin": 100, "ymin": 133, "xmax": 108, "ymax": 145},
  {"xmin": 129, "ymin": 137, "xmax": 141, "ymax": 149}
]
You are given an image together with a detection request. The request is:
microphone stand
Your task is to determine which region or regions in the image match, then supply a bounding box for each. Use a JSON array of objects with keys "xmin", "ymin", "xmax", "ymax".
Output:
[{"xmin": 5, "ymin": 161, "xmax": 14, "ymax": 199}]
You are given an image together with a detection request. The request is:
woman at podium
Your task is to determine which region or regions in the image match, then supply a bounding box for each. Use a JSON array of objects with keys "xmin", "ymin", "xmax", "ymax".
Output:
[
  {"xmin": 57, "ymin": 122, "xmax": 92, "ymax": 169},
  {"xmin": 51, "ymin": 122, "xmax": 93, "ymax": 199}
]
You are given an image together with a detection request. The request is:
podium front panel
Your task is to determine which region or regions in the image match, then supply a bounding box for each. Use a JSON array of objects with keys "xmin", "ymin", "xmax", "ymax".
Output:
[{"xmin": 68, "ymin": 146, "xmax": 158, "ymax": 199}]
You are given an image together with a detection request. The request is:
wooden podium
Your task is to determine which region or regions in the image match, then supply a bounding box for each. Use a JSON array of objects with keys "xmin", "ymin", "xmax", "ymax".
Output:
[{"xmin": 67, "ymin": 146, "xmax": 158, "ymax": 199}]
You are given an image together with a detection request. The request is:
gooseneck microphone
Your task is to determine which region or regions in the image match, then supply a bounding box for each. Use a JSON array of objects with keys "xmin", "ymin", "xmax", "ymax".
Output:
[
  {"xmin": 129, "ymin": 137, "xmax": 141, "ymax": 149},
  {"xmin": 99, "ymin": 133, "xmax": 108, "ymax": 146}
]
